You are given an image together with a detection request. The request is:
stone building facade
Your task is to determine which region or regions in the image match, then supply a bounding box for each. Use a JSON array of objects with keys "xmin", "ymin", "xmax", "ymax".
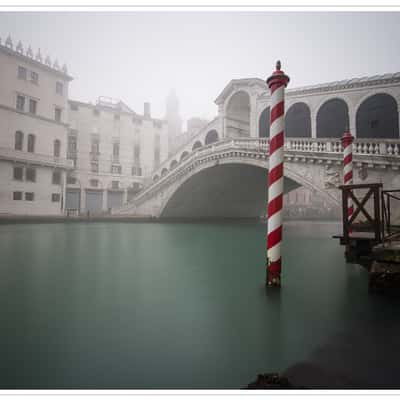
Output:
[
  {"xmin": 66, "ymin": 98, "xmax": 168, "ymax": 214},
  {"xmin": 0, "ymin": 36, "xmax": 169, "ymax": 216},
  {"xmin": 0, "ymin": 36, "xmax": 73, "ymax": 215}
]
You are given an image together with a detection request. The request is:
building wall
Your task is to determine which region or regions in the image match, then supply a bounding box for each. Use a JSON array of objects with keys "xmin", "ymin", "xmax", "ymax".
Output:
[
  {"xmin": 66, "ymin": 101, "xmax": 168, "ymax": 214},
  {"xmin": 0, "ymin": 43, "xmax": 72, "ymax": 216}
]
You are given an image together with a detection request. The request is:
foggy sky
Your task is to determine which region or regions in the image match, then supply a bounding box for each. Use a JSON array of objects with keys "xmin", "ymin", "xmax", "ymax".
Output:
[{"xmin": 1, "ymin": 11, "xmax": 400, "ymax": 127}]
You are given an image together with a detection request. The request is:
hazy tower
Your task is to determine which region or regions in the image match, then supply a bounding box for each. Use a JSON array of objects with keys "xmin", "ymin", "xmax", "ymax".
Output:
[{"xmin": 166, "ymin": 89, "xmax": 182, "ymax": 154}]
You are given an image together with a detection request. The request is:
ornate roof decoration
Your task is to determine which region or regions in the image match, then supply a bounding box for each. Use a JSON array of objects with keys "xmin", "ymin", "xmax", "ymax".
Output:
[
  {"xmin": 5, "ymin": 35, "xmax": 13, "ymax": 49},
  {"xmin": 26, "ymin": 45, "xmax": 33, "ymax": 58},
  {"xmin": 16, "ymin": 41, "xmax": 23, "ymax": 54},
  {"xmin": 35, "ymin": 48, "xmax": 42, "ymax": 63},
  {"xmin": 0, "ymin": 35, "xmax": 72, "ymax": 80}
]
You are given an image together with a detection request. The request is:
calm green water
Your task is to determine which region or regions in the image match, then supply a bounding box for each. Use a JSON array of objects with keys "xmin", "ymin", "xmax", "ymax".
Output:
[{"xmin": 0, "ymin": 221, "xmax": 398, "ymax": 389}]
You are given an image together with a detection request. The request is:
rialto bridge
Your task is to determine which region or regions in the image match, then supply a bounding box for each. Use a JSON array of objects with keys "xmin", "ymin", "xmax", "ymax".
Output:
[{"xmin": 113, "ymin": 72, "xmax": 400, "ymax": 218}]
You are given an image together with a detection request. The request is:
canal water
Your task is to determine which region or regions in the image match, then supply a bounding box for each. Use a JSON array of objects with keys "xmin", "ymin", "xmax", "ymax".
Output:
[{"xmin": 0, "ymin": 221, "xmax": 399, "ymax": 389}]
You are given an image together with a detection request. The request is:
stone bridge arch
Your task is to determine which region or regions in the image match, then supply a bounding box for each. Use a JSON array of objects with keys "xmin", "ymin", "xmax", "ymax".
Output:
[{"xmin": 155, "ymin": 157, "xmax": 339, "ymax": 218}]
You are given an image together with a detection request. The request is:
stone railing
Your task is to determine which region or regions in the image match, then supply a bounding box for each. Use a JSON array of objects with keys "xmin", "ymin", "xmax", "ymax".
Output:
[
  {"xmin": 285, "ymin": 138, "xmax": 400, "ymax": 156},
  {"xmin": 114, "ymin": 136, "xmax": 400, "ymax": 214},
  {"xmin": 0, "ymin": 147, "xmax": 74, "ymax": 169}
]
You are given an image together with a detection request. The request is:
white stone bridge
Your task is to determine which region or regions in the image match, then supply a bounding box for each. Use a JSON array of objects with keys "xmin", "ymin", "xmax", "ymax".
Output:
[
  {"xmin": 114, "ymin": 72, "xmax": 400, "ymax": 218},
  {"xmin": 114, "ymin": 137, "xmax": 400, "ymax": 218}
]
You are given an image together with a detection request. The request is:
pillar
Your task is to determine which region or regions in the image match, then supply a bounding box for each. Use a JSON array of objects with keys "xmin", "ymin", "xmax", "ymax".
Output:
[
  {"xmin": 266, "ymin": 60, "xmax": 290, "ymax": 288},
  {"xmin": 341, "ymin": 129, "xmax": 354, "ymax": 225}
]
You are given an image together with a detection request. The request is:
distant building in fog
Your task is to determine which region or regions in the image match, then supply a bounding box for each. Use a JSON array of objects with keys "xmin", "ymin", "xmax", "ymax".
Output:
[
  {"xmin": 67, "ymin": 97, "xmax": 168, "ymax": 214},
  {"xmin": 166, "ymin": 89, "xmax": 182, "ymax": 154}
]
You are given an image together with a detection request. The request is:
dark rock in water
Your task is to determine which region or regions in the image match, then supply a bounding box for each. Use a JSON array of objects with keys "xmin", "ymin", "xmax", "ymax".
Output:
[{"xmin": 245, "ymin": 373, "xmax": 305, "ymax": 389}]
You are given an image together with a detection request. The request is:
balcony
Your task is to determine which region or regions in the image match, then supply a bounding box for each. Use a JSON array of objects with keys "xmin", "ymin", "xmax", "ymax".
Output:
[{"xmin": 0, "ymin": 147, "xmax": 74, "ymax": 169}]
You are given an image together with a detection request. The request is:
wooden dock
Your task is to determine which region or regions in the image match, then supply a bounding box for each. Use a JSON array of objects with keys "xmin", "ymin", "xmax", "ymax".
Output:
[{"xmin": 334, "ymin": 183, "xmax": 400, "ymax": 292}]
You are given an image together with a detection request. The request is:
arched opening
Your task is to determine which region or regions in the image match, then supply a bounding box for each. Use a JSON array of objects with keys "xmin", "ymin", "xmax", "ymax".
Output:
[
  {"xmin": 205, "ymin": 130, "xmax": 218, "ymax": 145},
  {"xmin": 53, "ymin": 139, "xmax": 61, "ymax": 157},
  {"xmin": 286, "ymin": 103, "xmax": 311, "ymax": 138},
  {"xmin": 258, "ymin": 107, "xmax": 270, "ymax": 138},
  {"xmin": 317, "ymin": 98, "xmax": 349, "ymax": 138},
  {"xmin": 15, "ymin": 131, "xmax": 24, "ymax": 150},
  {"xmin": 161, "ymin": 168, "xmax": 168, "ymax": 176},
  {"xmin": 170, "ymin": 160, "xmax": 178, "ymax": 170},
  {"xmin": 153, "ymin": 175, "xmax": 159, "ymax": 182},
  {"xmin": 180, "ymin": 151, "xmax": 189, "ymax": 162},
  {"xmin": 226, "ymin": 91, "xmax": 251, "ymax": 138},
  {"xmin": 192, "ymin": 141, "xmax": 202, "ymax": 151},
  {"xmin": 356, "ymin": 93, "xmax": 399, "ymax": 139}
]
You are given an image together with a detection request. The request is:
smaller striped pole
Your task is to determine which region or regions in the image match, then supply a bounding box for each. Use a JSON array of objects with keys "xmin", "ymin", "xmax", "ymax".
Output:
[
  {"xmin": 266, "ymin": 61, "xmax": 289, "ymax": 287},
  {"xmin": 341, "ymin": 129, "xmax": 354, "ymax": 228}
]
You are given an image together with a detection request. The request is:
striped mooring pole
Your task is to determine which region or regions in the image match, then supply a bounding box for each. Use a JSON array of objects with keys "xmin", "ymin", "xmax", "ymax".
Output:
[
  {"xmin": 341, "ymin": 129, "xmax": 354, "ymax": 224},
  {"xmin": 266, "ymin": 61, "xmax": 290, "ymax": 287}
]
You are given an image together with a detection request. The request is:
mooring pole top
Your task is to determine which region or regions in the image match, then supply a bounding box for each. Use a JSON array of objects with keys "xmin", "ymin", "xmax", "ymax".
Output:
[{"xmin": 266, "ymin": 60, "xmax": 290, "ymax": 88}]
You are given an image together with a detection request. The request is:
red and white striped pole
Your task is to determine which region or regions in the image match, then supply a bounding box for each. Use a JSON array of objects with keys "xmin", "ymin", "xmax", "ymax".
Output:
[
  {"xmin": 341, "ymin": 129, "xmax": 354, "ymax": 225},
  {"xmin": 266, "ymin": 61, "xmax": 289, "ymax": 287}
]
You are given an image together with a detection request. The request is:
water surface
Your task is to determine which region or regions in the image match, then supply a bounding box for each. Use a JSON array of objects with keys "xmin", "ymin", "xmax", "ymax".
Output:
[{"xmin": 0, "ymin": 221, "xmax": 398, "ymax": 389}]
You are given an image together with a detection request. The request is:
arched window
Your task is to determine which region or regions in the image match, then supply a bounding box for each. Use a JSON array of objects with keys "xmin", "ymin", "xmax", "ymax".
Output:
[
  {"xmin": 15, "ymin": 131, "xmax": 24, "ymax": 150},
  {"xmin": 192, "ymin": 141, "xmax": 202, "ymax": 151},
  {"xmin": 27, "ymin": 134, "xmax": 35, "ymax": 153},
  {"xmin": 53, "ymin": 139, "xmax": 61, "ymax": 157},
  {"xmin": 153, "ymin": 175, "xmax": 159, "ymax": 182},
  {"xmin": 170, "ymin": 160, "xmax": 178, "ymax": 170},
  {"xmin": 180, "ymin": 152, "xmax": 189, "ymax": 162},
  {"xmin": 286, "ymin": 103, "xmax": 311, "ymax": 138},
  {"xmin": 316, "ymin": 99, "xmax": 349, "ymax": 138},
  {"xmin": 259, "ymin": 108, "xmax": 270, "ymax": 138},
  {"xmin": 205, "ymin": 130, "xmax": 218, "ymax": 145},
  {"xmin": 356, "ymin": 93, "xmax": 399, "ymax": 139},
  {"xmin": 161, "ymin": 168, "xmax": 168, "ymax": 176},
  {"xmin": 226, "ymin": 91, "xmax": 251, "ymax": 137}
]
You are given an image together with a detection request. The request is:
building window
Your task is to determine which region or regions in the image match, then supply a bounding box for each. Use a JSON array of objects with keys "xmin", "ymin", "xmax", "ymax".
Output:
[
  {"xmin": 55, "ymin": 107, "xmax": 62, "ymax": 122},
  {"xmin": 53, "ymin": 139, "xmax": 61, "ymax": 157},
  {"xmin": 67, "ymin": 134, "xmax": 77, "ymax": 159},
  {"xmin": 90, "ymin": 179, "xmax": 99, "ymax": 187},
  {"xmin": 114, "ymin": 114, "xmax": 120, "ymax": 121},
  {"xmin": 13, "ymin": 191, "xmax": 23, "ymax": 200},
  {"xmin": 111, "ymin": 165, "xmax": 121, "ymax": 174},
  {"xmin": 13, "ymin": 166, "xmax": 23, "ymax": 181},
  {"xmin": 52, "ymin": 170, "xmax": 61, "ymax": 185},
  {"xmin": 91, "ymin": 162, "xmax": 99, "ymax": 173},
  {"xmin": 51, "ymin": 193, "xmax": 61, "ymax": 202},
  {"xmin": 91, "ymin": 137, "xmax": 100, "ymax": 154},
  {"xmin": 15, "ymin": 131, "xmax": 24, "ymax": 150},
  {"xmin": 25, "ymin": 192, "xmax": 34, "ymax": 201},
  {"xmin": 26, "ymin": 167, "xmax": 36, "ymax": 182},
  {"xmin": 113, "ymin": 142, "xmax": 120, "ymax": 159},
  {"xmin": 27, "ymin": 134, "xmax": 35, "ymax": 153},
  {"xmin": 29, "ymin": 99, "xmax": 37, "ymax": 115},
  {"xmin": 131, "ymin": 166, "xmax": 142, "ymax": 176},
  {"xmin": 134, "ymin": 143, "xmax": 141, "ymax": 163},
  {"xmin": 56, "ymin": 81, "xmax": 63, "ymax": 95},
  {"xmin": 16, "ymin": 95, "xmax": 25, "ymax": 111},
  {"xmin": 66, "ymin": 175, "xmax": 77, "ymax": 184},
  {"xmin": 93, "ymin": 109, "xmax": 100, "ymax": 117},
  {"xmin": 70, "ymin": 103, "xmax": 79, "ymax": 111},
  {"xmin": 111, "ymin": 181, "xmax": 119, "ymax": 189},
  {"xmin": 18, "ymin": 66, "xmax": 27, "ymax": 80},
  {"xmin": 30, "ymin": 71, "xmax": 39, "ymax": 84}
]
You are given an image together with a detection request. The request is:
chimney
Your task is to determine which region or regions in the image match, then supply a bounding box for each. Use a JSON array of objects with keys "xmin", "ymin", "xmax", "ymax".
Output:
[{"xmin": 144, "ymin": 102, "xmax": 151, "ymax": 119}]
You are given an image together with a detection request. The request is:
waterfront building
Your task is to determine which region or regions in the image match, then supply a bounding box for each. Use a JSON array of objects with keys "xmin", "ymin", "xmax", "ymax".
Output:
[
  {"xmin": 0, "ymin": 36, "xmax": 73, "ymax": 215},
  {"xmin": 66, "ymin": 98, "xmax": 168, "ymax": 214}
]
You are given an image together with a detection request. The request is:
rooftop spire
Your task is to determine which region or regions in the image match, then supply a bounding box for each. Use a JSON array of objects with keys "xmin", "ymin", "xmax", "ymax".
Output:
[
  {"xmin": 26, "ymin": 45, "xmax": 33, "ymax": 58},
  {"xmin": 5, "ymin": 35, "xmax": 12, "ymax": 49},
  {"xmin": 16, "ymin": 40, "xmax": 23, "ymax": 54}
]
